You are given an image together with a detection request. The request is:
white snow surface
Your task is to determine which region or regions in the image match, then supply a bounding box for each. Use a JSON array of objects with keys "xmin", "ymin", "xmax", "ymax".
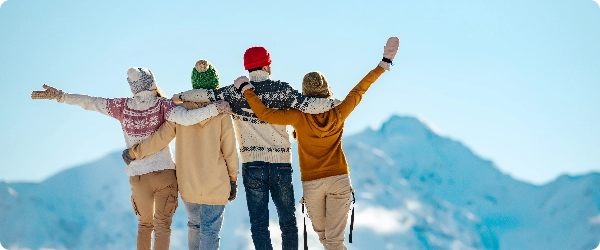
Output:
[{"xmin": 1, "ymin": 115, "xmax": 599, "ymax": 250}]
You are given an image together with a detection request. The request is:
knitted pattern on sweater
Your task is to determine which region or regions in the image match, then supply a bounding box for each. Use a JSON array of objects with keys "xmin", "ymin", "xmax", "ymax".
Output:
[
  {"xmin": 244, "ymin": 66, "xmax": 386, "ymax": 181},
  {"xmin": 60, "ymin": 90, "xmax": 219, "ymax": 175},
  {"xmin": 179, "ymin": 71, "xmax": 339, "ymax": 164}
]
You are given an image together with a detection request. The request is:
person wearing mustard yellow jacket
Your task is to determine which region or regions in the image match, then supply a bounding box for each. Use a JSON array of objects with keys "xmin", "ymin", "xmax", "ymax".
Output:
[{"xmin": 235, "ymin": 37, "xmax": 399, "ymax": 250}]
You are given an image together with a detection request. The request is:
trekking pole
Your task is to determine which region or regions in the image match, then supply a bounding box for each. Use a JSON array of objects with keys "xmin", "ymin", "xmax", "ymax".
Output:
[
  {"xmin": 349, "ymin": 192, "xmax": 355, "ymax": 243},
  {"xmin": 302, "ymin": 197, "xmax": 308, "ymax": 250}
]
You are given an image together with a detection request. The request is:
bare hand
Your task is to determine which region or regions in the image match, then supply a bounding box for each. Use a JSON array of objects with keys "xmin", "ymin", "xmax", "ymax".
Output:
[{"xmin": 172, "ymin": 94, "xmax": 183, "ymax": 104}]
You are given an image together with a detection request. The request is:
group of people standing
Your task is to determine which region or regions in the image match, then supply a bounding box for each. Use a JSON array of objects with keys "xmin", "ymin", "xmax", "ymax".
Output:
[{"xmin": 31, "ymin": 37, "xmax": 399, "ymax": 250}]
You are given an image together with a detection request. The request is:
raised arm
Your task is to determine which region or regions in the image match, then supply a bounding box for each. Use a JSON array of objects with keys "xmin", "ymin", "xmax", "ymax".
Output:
[
  {"xmin": 337, "ymin": 37, "xmax": 400, "ymax": 121},
  {"xmin": 336, "ymin": 66, "xmax": 385, "ymax": 121},
  {"xmin": 31, "ymin": 84, "xmax": 123, "ymax": 119},
  {"xmin": 129, "ymin": 121, "xmax": 177, "ymax": 160},
  {"xmin": 165, "ymin": 99, "xmax": 231, "ymax": 126}
]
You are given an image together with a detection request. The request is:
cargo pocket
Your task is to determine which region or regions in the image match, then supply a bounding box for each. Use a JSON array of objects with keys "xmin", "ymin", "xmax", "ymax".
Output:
[
  {"xmin": 163, "ymin": 181, "xmax": 178, "ymax": 215},
  {"xmin": 162, "ymin": 190, "xmax": 178, "ymax": 216}
]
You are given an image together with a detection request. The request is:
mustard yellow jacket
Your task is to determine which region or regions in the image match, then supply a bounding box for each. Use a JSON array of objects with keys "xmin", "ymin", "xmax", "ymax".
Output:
[{"xmin": 244, "ymin": 66, "xmax": 385, "ymax": 181}]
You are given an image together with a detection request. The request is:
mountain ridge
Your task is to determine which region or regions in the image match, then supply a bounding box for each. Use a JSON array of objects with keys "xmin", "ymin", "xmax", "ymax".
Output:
[{"xmin": 1, "ymin": 115, "xmax": 599, "ymax": 250}]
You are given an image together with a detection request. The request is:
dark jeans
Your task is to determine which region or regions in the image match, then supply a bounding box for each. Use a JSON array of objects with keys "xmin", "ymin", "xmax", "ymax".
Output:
[{"xmin": 243, "ymin": 161, "xmax": 298, "ymax": 250}]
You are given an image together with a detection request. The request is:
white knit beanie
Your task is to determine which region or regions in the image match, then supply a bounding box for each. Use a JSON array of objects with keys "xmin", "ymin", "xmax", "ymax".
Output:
[{"xmin": 127, "ymin": 67, "xmax": 157, "ymax": 95}]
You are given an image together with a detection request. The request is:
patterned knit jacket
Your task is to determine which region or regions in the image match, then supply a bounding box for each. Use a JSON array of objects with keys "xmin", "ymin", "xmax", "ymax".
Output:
[
  {"xmin": 59, "ymin": 90, "xmax": 220, "ymax": 176},
  {"xmin": 179, "ymin": 71, "xmax": 339, "ymax": 164}
]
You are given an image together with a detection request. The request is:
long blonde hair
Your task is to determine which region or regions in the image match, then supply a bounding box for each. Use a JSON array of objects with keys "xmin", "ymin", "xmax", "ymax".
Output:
[{"xmin": 155, "ymin": 87, "xmax": 165, "ymax": 97}]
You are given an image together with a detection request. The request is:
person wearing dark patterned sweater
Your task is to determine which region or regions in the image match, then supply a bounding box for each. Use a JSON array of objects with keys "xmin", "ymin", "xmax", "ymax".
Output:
[{"xmin": 173, "ymin": 47, "xmax": 338, "ymax": 250}]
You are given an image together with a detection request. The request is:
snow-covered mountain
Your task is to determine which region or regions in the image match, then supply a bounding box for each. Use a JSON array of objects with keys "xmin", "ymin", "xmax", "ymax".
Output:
[{"xmin": 1, "ymin": 115, "xmax": 599, "ymax": 250}]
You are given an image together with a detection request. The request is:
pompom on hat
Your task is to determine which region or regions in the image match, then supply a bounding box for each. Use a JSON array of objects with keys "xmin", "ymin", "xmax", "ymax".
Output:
[
  {"xmin": 127, "ymin": 67, "xmax": 157, "ymax": 95},
  {"xmin": 244, "ymin": 46, "xmax": 272, "ymax": 70},
  {"xmin": 191, "ymin": 59, "xmax": 220, "ymax": 89},
  {"xmin": 302, "ymin": 71, "xmax": 332, "ymax": 98}
]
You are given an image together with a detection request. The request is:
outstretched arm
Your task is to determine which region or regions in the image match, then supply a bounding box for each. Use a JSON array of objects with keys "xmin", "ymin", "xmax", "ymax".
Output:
[
  {"xmin": 165, "ymin": 100, "xmax": 231, "ymax": 126},
  {"xmin": 31, "ymin": 84, "xmax": 123, "ymax": 119},
  {"xmin": 234, "ymin": 77, "xmax": 302, "ymax": 126},
  {"xmin": 173, "ymin": 87, "xmax": 223, "ymax": 103},
  {"xmin": 282, "ymin": 84, "xmax": 338, "ymax": 114},
  {"xmin": 130, "ymin": 121, "xmax": 177, "ymax": 160}
]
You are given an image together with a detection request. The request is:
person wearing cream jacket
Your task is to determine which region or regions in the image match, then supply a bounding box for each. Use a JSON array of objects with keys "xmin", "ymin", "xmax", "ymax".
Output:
[{"xmin": 124, "ymin": 60, "xmax": 239, "ymax": 250}]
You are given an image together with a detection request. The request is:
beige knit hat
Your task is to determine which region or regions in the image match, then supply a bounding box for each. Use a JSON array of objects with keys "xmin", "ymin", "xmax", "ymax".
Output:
[
  {"xmin": 302, "ymin": 71, "xmax": 332, "ymax": 98},
  {"xmin": 127, "ymin": 67, "xmax": 157, "ymax": 95}
]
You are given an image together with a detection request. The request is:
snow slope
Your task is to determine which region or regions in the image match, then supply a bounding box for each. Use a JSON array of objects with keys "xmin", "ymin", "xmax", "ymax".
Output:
[{"xmin": 1, "ymin": 115, "xmax": 599, "ymax": 250}]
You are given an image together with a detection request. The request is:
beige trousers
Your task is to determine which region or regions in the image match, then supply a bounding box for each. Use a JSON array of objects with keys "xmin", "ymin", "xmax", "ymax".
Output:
[
  {"xmin": 130, "ymin": 169, "xmax": 179, "ymax": 250},
  {"xmin": 302, "ymin": 174, "xmax": 353, "ymax": 250}
]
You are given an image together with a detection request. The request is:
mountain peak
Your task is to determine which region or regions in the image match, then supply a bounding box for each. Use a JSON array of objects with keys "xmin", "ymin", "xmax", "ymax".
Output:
[{"xmin": 380, "ymin": 115, "xmax": 441, "ymax": 137}]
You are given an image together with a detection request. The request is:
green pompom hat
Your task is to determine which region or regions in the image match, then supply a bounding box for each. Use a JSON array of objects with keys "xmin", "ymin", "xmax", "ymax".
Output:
[{"xmin": 191, "ymin": 59, "xmax": 219, "ymax": 89}]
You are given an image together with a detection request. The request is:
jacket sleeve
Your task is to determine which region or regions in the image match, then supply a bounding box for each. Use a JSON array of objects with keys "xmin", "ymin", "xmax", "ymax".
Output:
[
  {"xmin": 59, "ymin": 93, "xmax": 126, "ymax": 119},
  {"xmin": 177, "ymin": 88, "xmax": 224, "ymax": 102},
  {"xmin": 279, "ymin": 83, "xmax": 337, "ymax": 114},
  {"xmin": 244, "ymin": 89, "xmax": 302, "ymax": 126},
  {"xmin": 130, "ymin": 121, "xmax": 177, "ymax": 160},
  {"xmin": 164, "ymin": 99, "xmax": 220, "ymax": 126},
  {"xmin": 220, "ymin": 115, "xmax": 239, "ymax": 181},
  {"xmin": 336, "ymin": 66, "xmax": 385, "ymax": 121}
]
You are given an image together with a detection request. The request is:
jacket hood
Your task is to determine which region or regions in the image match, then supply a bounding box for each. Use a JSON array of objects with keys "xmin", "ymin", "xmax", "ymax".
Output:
[{"xmin": 305, "ymin": 109, "xmax": 341, "ymax": 138}]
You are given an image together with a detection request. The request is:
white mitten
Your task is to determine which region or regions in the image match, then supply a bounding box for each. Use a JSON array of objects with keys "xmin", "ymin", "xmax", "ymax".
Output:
[
  {"xmin": 213, "ymin": 100, "xmax": 232, "ymax": 114},
  {"xmin": 233, "ymin": 76, "xmax": 254, "ymax": 93},
  {"xmin": 379, "ymin": 37, "xmax": 400, "ymax": 71},
  {"xmin": 31, "ymin": 84, "xmax": 65, "ymax": 101}
]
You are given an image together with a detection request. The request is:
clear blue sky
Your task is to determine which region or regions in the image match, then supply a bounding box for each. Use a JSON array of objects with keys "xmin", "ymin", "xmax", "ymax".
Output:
[{"xmin": 0, "ymin": 0, "xmax": 598, "ymax": 185}]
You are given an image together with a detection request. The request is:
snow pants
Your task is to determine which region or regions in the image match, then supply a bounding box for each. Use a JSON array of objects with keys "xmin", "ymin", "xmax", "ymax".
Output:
[
  {"xmin": 302, "ymin": 174, "xmax": 353, "ymax": 250},
  {"xmin": 130, "ymin": 169, "xmax": 178, "ymax": 250}
]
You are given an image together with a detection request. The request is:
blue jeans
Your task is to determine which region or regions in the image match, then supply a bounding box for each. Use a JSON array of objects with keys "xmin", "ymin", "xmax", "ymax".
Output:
[
  {"xmin": 184, "ymin": 202, "xmax": 225, "ymax": 250},
  {"xmin": 243, "ymin": 161, "xmax": 298, "ymax": 250}
]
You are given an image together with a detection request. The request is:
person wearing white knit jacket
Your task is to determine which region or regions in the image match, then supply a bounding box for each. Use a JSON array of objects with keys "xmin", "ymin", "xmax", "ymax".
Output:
[
  {"xmin": 239, "ymin": 37, "xmax": 400, "ymax": 250},
  {"xmin": 31, "ymin": 67, "xmax": 231, "ymax": 250}
]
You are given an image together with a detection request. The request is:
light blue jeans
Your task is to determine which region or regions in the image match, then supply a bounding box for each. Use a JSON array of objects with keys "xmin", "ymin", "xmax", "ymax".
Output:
[{"xmin": 184, "ymin": 202, "xmax": 226, "ymax": 250}]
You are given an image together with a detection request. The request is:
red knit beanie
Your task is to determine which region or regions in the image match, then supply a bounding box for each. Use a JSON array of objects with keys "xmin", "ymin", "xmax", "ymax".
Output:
[{"xmin": 244, "ymin": 47, "xmax": 272, "ymax": 70}]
